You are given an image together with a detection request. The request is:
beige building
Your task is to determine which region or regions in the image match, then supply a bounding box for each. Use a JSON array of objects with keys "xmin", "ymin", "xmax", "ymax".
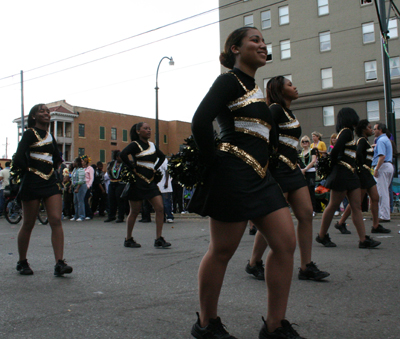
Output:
[
  {"xmin": 13, "ymin": 100, "xmax": 191, "ymax": 163},
  {"xmin": 219, "ymin": 0, "xmax": 400, "ymax": 149}
]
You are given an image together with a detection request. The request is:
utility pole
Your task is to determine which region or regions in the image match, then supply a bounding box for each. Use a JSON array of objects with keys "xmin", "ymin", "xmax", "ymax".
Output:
[{"xmin": 20, "ymin": 70, "xmax": 25, "ymax": 134}]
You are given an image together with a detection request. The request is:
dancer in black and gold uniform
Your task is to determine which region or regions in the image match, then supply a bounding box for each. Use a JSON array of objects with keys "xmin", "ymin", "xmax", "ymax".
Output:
[
  {"xmin": 189, "ymin": 27, "xmax": 304, "ymax": 339},
  {"xmin": 335, "ymin": 119, "xmax": 390, "ymax": 234},
  {"xmin": 14, "ymin": 104, "xmax": 73, "ymax": 276},
  {"xmin": 246, "ymin": 76, "xmax": 329, "ymax": 283},
  {"xmin": 317, "ymin": 108, "xmax": 381, "ymax": 249},
  {"xmin": 120, "ymin": 122, "xmax": 170, "ymax": 248}
]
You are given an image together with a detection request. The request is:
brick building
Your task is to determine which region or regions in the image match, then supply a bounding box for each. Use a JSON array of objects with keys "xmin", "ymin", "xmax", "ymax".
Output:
[{"xmin": 13, "ymin": 100, "xmax": 192, "ymax": 163}]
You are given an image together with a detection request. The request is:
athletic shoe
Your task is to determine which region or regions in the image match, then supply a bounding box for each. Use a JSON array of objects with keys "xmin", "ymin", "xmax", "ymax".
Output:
[
  {"xmin": 16, "ymin": 259, "xmax": 34, "ymax": 275},
  {"xmin": 371, "ymin": 224, "xmax": 391, "ymax": 233},
  {"xmin": 191, "ymin": 312, "xmax": 237, "ymax": 339},
  {"xmin": 249, "ymin": 226, "xmax": 257, "ymax": 235},
  {"xmin": 154, "ymin": 236, "xmax": 171, "ymax": 248},
  {"xmin": 116, "ymin": 219, "xmax": 124, "ymax": 223},
  {"xmin": 166, "ymin": 219, "xmax": 174, "ymax": 223},
  {"xmin": 259, "ymin": 318, "xmax": 305, "ymax": 339},
  {"xmin": 334, "ymin": 221, "xmax": 351, "ymax": 234},
  {"xmin": 104, "ymin": 217, "xmax": 116, "ymax": 223},
  {"xmin": 138, "ymin": 218, "xmax": 151, "ymax": 223},
  {"xmin": 359, "ymin": 235, "xmax": 381, "ymax": 249},
  {"xmin": 124, "ymin": 237, "xmax": 141, "ymax": 248},
  {"xmin": 298, "ymin": 261, "xmax": 330, "ymax": 281},
  {"xmin": 334, "ymin": 211, "xmax": 340, "ymax": 216},
  {"xmin": 54, "ymin": 259, "xmax": 73, "ymax": 277},
  {"xmin": 245, "ymin": 260, "xmax": 265, "ymax": 280},
  {"xmin": 70, "ymin": 217, "xmax": 76, "ymax": 221},
  {"xmin": 76, "ymin": 218, "xmax": 84, "ymax": 222},
  {"xmin": 316, "ymin": 233, "xmax": 337, "ymax": 247},
  {"xmin": 85, "ymin": 217, "xmax": 92, "ymax": 220}
]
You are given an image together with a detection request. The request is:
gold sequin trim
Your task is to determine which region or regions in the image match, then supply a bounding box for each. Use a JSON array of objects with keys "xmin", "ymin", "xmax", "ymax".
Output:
[
  {"xmin": 363, "ymin": 164, "xmax": 371, "ymax": 171},
  {"xmin": 230, "ymin": 98, "xmax": 265, "ymax": 111},
  {"xmin": 278, "ymin": 154, "xmax": 297, "ymax": 170},
  {"xmin": 134, "ymin": 141, "xmax": 143, "ymax": 152},
  {"xmin": 137, "ymin": 163, "xmax": 155, "ymax": 171},
  {"xmin": 136, "ymin": 172, "xmax": 154, "ymax": 184},
  {"xmin": 234, "ymin": 117, "xmax": 271, "ymax": 130},
  {"xmin": 30, "ymin": 128, "xmax": 49, "ymax": 142},
  {"xmin": 30, "ymin": 155, "xmax": 53, "ymax": 165},
  {"xmin": 228, "ymin": 72, "xmax": 250, "ymax": 92},
  {"xmin": 235, "ymin": 127, "xmax": 269, "ymax": 144},
  {"xmin": 338, "ymin": 161, "xmax": 355, "ymax": 173},
  {"xmin": 217, "ymin": 142, "xmax": 268, "ymax": 178},
  {"xmin": 28, "ymin": 167, "xmax": 54, "ymax": 180}
]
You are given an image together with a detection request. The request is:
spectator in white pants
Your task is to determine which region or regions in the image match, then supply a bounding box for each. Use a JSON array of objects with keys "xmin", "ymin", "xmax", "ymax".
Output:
[{"xmin": 372, "ymin": 123, "xmax": 394, "ymax": 222}]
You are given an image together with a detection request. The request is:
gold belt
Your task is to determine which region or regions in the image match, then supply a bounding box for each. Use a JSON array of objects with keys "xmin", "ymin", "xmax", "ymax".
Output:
[
  {"xmin": 338, "ymin": 161, "xmax": 355, "ymax": 173},
  {"xmin": 217, "ymin": 142, "xmax": 268, "ymax": 179}
]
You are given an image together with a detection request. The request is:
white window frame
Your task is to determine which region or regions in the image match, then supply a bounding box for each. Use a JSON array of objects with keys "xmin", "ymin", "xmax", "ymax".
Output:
[
  {"xmin": 360, "ymin": 0, "xmax": 372, "ymax": 5},
  {"xmin": 261, "ymin": 10, "xmax": 271, "ymax": 29},
  {"xmin": 319, "ymin": 31, "xmax": 331, "ymax": 52},
  {"xmin": 389, "ymin": 18, "xmax": 398, "ymax": 39},
  {"xmin": 264, "ymin": 78, "xmax": 271, "ymax": 97},
  {"xmin": 283, "ymin": 74, "xmax": 292, "ymax": 82},
  {"xmin": 362, "ymin": 22, "xmax": 375, "ymax": 44},
  {"xmin": 365, "ymin": 60, "xmax": 378, "ymax": 81},
  {"xmin": 393, "ymin": 97, "xmax": 400, "ymax": 119},
  {"xmin": 318, "ymin": 0, "xmax": 329, "ymax": 16},
  {"xmin": 244, "ymin": 15, "xmax": 254, "ymax": 27},
  {"xmin": 390, "ymin": 56, "xmax": 400, "ymax": 78},
  {"xmin": 321, "ymin": 68, "xmax": 333, "ymax": 89},
  {"xmin": 367, "ymin": 101, "xmax": 380, "ymax": 121},
  {"xmin": 279, "ymin": 6, "xmax": 289, "ymax": 25},
  {"xmin": 280, "ymin": 40, "xmax": 291, "ymax": 60},
  {"xmin": 266, "ymin": 43, "xmax": 272, "ymax": 62},
  {"xmin": 323, "ymin": 106, "xmax": 334, "ymax": 126}
]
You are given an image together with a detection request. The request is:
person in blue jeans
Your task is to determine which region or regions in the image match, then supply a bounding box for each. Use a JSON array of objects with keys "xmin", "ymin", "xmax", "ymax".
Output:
[
  {"xmin": 157, "ymin": 158, "xmax": 174, "ymax": 223},
  {"xmin": 71, "ymin": 157, "xmax": 87, "ymax": 221}
]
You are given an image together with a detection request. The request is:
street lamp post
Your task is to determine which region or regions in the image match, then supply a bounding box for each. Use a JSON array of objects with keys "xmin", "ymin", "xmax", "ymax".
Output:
[{"xmin": 155, "ymin": 56, "xmax": 174, "ymax": 148}]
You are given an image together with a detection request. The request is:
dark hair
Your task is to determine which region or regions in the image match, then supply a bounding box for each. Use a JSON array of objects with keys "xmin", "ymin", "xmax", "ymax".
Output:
[
  {"xmin": 91, "ymin": 164, "xmax": 97, "ymax": 170},
  {"xmin": 112, "ymin": 150, "xmax": 121, "ymax": 161},
  {"xmin": 5, "ymin": 161, "xmax": 11, "ymax": 167},
  {"xmin": 74, "ymin": 157, "xmax": 83, "ymax": 167},
  {"xmin": 266, "ymin": 76, "xmax": 287, "ymax": 108},
  {"xmin": 96, "ymin": 161, "xmax": 103, "ymax": 166},
  {"xmin": 375, "ymin": 123, "xmax": 387, "ymax": 134},
  {"xmin": 28, "ymin": 103, "xmax": 46, "ymax": 128},
  {"xmin": 219, "ymin": 27, "xmax": 256, "ymax": 69},
  {"xmin": 355, "ymin": 119, "xmax": 370, "ymax": 137},
  {"xmin": 130, "ymin": 122, "xmax": 144, "ymax": 141},
  {"xmin": 336, "ymin": 107, "xmax": 359, "ymax": 133}
]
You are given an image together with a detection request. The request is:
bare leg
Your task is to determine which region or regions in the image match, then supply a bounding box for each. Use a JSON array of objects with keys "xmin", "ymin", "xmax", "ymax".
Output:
[
  {"xmin": 252, "ymin": 207, "xmax": 296, "ymax": 332},
  {"xmin": 43, "ymin": 194, "xmax": 64, "ymax": 262},
  {"xmin": 126, "ymin": 200, "xmax": 142, "ymax": 239},
  {"xmin": 148, "ymin": 195, "xmax": 164, "ymax": 238},
  {"xmin": 338, "ymin": 200, "xmax": 351, "ymax": 225},
  {"xmin": 249, "ymin": 231, "xmax": 268, "ymax": 266},
  {"xmin": 287, "ymin": 186, "xmax": 313, "ymax": 271},
  {"xmin": 347, "ymin": 189, "xmax": 366, "ymax": 242},
  {"xmin": 319, "ymin": 190, "xmax": 347, "ymax": 238},
  {"xmin": 17, "ymin": 200, "xmax": 40, "ymax": 261},
  {"xmin": 368, "ymin": 186, "xmax": 380, "ymax": 228},
  {"xmin": 198, "ymin": 219, "xmax": 247, "ymax": 326}
]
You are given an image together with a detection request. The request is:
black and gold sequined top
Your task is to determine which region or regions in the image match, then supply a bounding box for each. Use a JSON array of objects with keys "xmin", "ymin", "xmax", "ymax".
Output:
[
  {"xmin": 14, "ymin": 127, "xmax": 61, "ymax": 182},
  {"xmin": 356, "ymin": 137, "xmax": 374, "ymax": 170},
  {"xmin": 192, "ymin": 68, "xmax": 277, "ymax": 179},
  {"xmin": 330, "ymin": 128, "xmax": 357, "ymax": 173},
  {"xmin": 120, "ymin": 140, "xmax": 165, "ymax": 184},
  {"xmin": 269, "ymin": 104, "xmax": 301, "ymax": 170}
]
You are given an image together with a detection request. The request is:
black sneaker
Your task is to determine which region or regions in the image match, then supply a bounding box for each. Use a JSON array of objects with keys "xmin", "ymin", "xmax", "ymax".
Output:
[
  {"xmin": 259, "ymin": 318, "xmax": 305, "ymax": 339},
  {"xmin": 371, "ymin": 224, "xmax": 391, "ymax": 233},
  {"xmin": 16, "ymin": 259, "xmax": 34, "ymax": 275},
  {"xmin": 316, "ymin": 233, "xmax": 337, "ymax": 247},
  {"xmin": 245, "ymin": 260, "xmax": 265, "ymax": 280},
  {"xmin": 298, "ymin": 262, "xmax": 330, "ymax": 281},
  {"xmin": 116, "ymin": 219, "xmax": 124, "ymax": 223},
  {"xmin": 104, "ymin": 217, "xmax": 116, "ymax": 223},
  {"xmin": 191, "ymin": 312, "xmax": 237, "ymax": 339},
  {"xmin": 359, "ymin": 235, "xmax": 381, "ymax": 249},
  {"xmin": 334, "ymin": 221, "xmax": 351, "ymax": 234},
  {"xmin": 154, "ymin": 236, "xmax": 171, "ymax": 248},
  {"xmin": 124, "ymin": 237, "xmax": 141, "ymax": 248},
  {"xmin": 54, "ymin": 259, "xmax": 73, "ymax": 277},
  {"xmin": 249, "ymin": 226, "xmax": 257, "ymax": 235}
]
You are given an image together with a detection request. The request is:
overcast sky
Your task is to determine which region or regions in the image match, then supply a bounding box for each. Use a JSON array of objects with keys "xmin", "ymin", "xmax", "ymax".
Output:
[{"xmin": 0, "ymin": 0, "xmax": 223, "ymax": 157}]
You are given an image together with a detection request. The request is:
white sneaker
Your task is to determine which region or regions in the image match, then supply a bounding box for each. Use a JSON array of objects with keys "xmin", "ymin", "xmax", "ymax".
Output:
[
  {"xmin": 166, "ymin": 219, "xmax": 174, "ymax": 223},
  {"xmin": 76, "ymin": 218, "xmax": 84, "ymax": 222},
  {"xmin": 85, "ymin": 217, "xmax": 91, "ymax": 220},
  {"xmin": 334, "ymin": 211, "xmax": 340, "ymax": 216},
  {"xmin": 312, "ymin": 211, "xmax": 316, "ymax": 217},
  {"xmin": 70, "ymin": 217, "xmax": 75, "ymax": 221}
]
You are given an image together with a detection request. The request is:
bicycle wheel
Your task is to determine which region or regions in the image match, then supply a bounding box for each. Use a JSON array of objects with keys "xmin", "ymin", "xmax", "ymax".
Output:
[
  {"xmin": 37, "ymin": 200, "xmax": 48, "ymax": 225},
  {"xmin": 5, "ymin": 199, "xmax": 23, "ymax": 224}
]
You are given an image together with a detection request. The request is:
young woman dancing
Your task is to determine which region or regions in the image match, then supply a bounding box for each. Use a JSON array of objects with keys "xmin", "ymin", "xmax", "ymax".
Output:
[
  {"xmin": 14, "ymin": 103, "xmax": 73, "ymax": 276},
  {"xmin": 246, "ymin": 76, "xmax": 329, "ymax": 283},
  {"xmin": 188, "ymin": 27, "xmax": 304, "ymax": 339},
  {"xmin": 316, "ymin": 108, "xmax": 381, "ymax": 249},
  {"xmin": 120, "ymin": 122, "xmax": 171, "ymax": 248},
  {"xmin": 334, "ymin": 119, "xmax": 391, "ymax": 234}
]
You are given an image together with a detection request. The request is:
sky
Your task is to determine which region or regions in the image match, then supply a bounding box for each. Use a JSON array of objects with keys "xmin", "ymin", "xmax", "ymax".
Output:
[{"xmin": 0, "ymin": 0, "xmax": 224, "ymax": 158}]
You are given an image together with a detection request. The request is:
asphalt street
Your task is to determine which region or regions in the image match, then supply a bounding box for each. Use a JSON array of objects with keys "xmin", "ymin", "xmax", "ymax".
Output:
[{"xmin": 0, "ymin": 213, "xmax": 399, "ymax": 339}]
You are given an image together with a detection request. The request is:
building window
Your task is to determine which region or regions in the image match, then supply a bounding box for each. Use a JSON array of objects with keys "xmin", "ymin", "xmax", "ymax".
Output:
[
  {"xmin": 361, "ymin": 0, "xmax": 372, "ymax": 4},
  {"xmin": 78, "ymin": 148, "xmax": 85, "ymax": 157},
  {"xmin": 261, "ymin": 10, "xmax": 271, "ymax": 29},
  {"xmin": 321, "ymin": 68, "xmax": 333, "ymax": 89},
  {"xmin": 390, "ymin": 57, "xmax": 400, "ymax": 78},
  {"xmin": 244, "ymin": 15, "xmax": 253, "ymax": 27},
  {"xmin": 111, "ymin": 128, "xmax": 117, "ymax": 141},
  {"xmin": 393, "ymin": 98, "xmax": 400, "ymax": 118},
  {"xmin": 389, "ymin": 18, "xmax": 398, "ymax": 39},
  {"xmin": 367, "ymin": 101, "xmax": 380, "ymax": 121},
  {"xmin": 280, "ymin": 40, "xmax": 291, "ymax": 59},
  {"xmin": 362, "ymin": 22, "xmax": 375, "ymax": 43},
  {"xmin": 319, "ymin": 31, "xmax": 331, "ymax": 52},
  {"xmin": 266, "ymin": 43, "xmax": 272, "ymax": 61},
  {"xmin": 318, "ymin": 0, "xmax": 329, "ymax": 16},
  {"xmin": 365, "ymin": 61, "xmax": 377, "ymax": 81},
  {"xmin": 323, "ymin": 106, "xmax": 334, "ymax": 126},
  {"xmin": 100, "ymin": 149, "xmax": 106, "ymax": 163},
  {"xmin": 78, "ymin": 124, "xmax": 85, "ymax": 137},
  {"xmin": 279, "ymin": 6, "xmax": 289, "ymax": 25},
  {"xmin": 100, "ymin": 126, "xmax": 105, "ymax": 140},
  {"xmin": 163, "ymin": 135, "xmax": 168, "ymax": 144},
  {"xmin": 123, "ymin": 129, "xmax": 128, "ymax": 142}
]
